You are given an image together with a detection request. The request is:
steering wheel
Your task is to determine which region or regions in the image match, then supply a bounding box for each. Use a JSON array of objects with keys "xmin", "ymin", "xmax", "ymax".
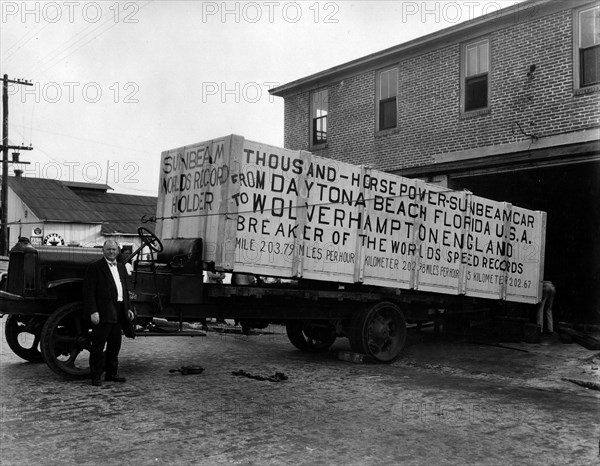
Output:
[{"xmin": 137, "ymin": 227, "xmax": 164, "ymax": 253}]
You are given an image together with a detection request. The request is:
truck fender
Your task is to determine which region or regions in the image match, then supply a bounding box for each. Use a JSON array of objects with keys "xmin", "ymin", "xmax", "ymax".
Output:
[{"xmin": 46, "ymin": 278, "xmax": 83, "ymax": 289}]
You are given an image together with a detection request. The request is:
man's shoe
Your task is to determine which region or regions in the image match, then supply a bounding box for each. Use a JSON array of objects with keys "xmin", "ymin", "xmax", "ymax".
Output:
[
  {"xmin": 105, "ymin": 374, "xmax": 126, "ymax": 383},
  {"xmin": 91, "ymin": 378, "xmax": 102, "ymax": 387}
]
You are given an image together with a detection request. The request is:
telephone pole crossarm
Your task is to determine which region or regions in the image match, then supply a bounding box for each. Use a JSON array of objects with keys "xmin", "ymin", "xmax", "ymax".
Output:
[{"xmin": 1, "ymin": 145, "xmax": 33, "ymax": 151}]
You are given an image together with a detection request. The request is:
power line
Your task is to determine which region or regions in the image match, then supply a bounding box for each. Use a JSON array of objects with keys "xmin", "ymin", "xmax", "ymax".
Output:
[
  {"xmin": 23, "ymin": 4, "xmax": 123, "ymax": 77},
  {"xmin": 12, "ymin": 124, "xmax": 154, "ymax": 155},
  {"xmin": 26, "ymin": 1, "xmax": 152, "ymax": 79},
  {"xmin": 9, "ymin": 127, "xmax": 158, "ymax": 196},
  {"xmin": 2, "ymin": 22, "xmax": 50, "ymax": 63}
]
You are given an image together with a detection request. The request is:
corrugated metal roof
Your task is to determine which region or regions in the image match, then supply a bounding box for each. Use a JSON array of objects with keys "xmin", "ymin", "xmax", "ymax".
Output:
[
  {"xmin": 8, "ymin": 177, "xmax": 102, "ymax": 223},
  {"xmin": 8, "ymin": 177, "xmax": 157, "ymax": 235},
  {"xmin": 75, "ymin": 191, "xmax": 157, "ymax": 235}
]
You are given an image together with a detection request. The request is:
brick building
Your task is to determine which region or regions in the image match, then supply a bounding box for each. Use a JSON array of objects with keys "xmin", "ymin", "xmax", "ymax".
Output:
[{"xmin": 271, "ymin": 0, "xmax": 600, "ymax": 324}]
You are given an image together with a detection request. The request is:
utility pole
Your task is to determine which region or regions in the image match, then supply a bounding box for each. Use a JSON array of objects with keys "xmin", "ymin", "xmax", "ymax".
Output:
[{"xmin": 1, "ymin": 74, "xmax": 33, "ymax": 256}]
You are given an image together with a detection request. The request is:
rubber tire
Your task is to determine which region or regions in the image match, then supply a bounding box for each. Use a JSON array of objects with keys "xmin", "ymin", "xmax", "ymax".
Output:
[
  {"xmin": 5, "ymin": 315, "xmax": 45, "ymax": 362},
  {"xmin": 286, "ymin": 321, "xmax": 337, "ymax": 352},
  {"xmin": 40, "ymin": 302, "xmax": 91, "ymax": 379},
  {"xmin": 351, "ymin": 302, "xmax": 407, "ymax": 363}
]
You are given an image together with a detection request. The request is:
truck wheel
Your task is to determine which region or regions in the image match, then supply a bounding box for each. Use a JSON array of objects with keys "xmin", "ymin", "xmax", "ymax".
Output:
[
  {"xmin": 40, "ymin": 302, "xmax": 92, "ymax": 378},
  {"xmin": 349, "ymin": 302, "xmax": 406, "ymax": 363},
  {"xmin": 286, "ymin": 320, "xmax": 337, "ymax": 352},
  {"xmin": 5, "ymin": 315, "xmax": 45, "ymax": 362}
]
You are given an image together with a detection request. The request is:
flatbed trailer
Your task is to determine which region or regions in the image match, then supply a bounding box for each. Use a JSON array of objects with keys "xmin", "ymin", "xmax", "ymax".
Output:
[{"xmin": 0, "ymin": 135, "xmax": 546, "ymax": 378}]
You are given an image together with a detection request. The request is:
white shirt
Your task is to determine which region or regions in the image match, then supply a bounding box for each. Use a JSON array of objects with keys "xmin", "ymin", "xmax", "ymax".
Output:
[{"xmin": 105, "ymin": 259, "xmax": 124, "ymax": 302}]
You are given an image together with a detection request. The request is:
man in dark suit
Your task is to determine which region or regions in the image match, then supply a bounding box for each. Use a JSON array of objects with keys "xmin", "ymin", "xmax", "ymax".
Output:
[{"xmin": 83, "ymin": 239, "xmax": 134, "ymax": 386}]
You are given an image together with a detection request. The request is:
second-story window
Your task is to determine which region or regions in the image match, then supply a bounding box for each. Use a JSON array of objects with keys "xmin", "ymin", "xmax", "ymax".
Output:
[
  {"xmin": 311, "ymin": 89, "xmax": 328, "ymax": 145},
  {"xmin": 464, "ymin": 39, "xmax": 489, "ymax": 112},
  {"xmin": 579, "ymin": 5, "xmax": 600, "ymax": 87},
  {"xmin": 378, "ymin": 68, "xmax": 398, "ymax": 131}
]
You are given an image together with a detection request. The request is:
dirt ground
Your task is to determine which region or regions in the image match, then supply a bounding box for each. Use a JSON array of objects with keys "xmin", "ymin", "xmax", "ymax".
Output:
[{"xmin": 1, "ymin": 321, "xmax": 599, "ymax": 465}]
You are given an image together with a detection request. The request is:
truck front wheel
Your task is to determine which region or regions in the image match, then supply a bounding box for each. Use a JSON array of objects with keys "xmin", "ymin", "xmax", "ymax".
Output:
[
  {"xmin": 286, "ymin": 320, "xmax": 337, "ymax": 352},
  {"xmin": 40, "ymin": 302, "xmax": 92, "ymax": 378},
  {"xmin": 5, "ymin": 315, "xmax": 45, "ymax": 362},
  {"xmin": 349, "ymin": 302, "xmax": 407, "ymax": 363}
]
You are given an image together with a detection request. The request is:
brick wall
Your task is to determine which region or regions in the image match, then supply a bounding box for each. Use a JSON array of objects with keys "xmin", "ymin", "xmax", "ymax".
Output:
[
  {"xmin": 282, "ymin": 8, "xmax": 600, "ymax": 172},
  {"xmin": 283, "ymin": 93, "xmax": 309, "ymax": 152}
]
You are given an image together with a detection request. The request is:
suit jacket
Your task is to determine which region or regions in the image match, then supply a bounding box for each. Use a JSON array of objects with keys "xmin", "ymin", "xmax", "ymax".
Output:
[{"xmin": 83, "ymin": 258, "xmax": 131, "ymax": 326}]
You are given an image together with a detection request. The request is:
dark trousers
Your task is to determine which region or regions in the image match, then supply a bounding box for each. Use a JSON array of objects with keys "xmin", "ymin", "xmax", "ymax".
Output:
[{"xmin": 90, "ymin": 321, "xmax": 122, "ymax": 380}]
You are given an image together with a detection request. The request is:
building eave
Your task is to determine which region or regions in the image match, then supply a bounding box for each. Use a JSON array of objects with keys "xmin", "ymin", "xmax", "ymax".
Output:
[
  {"xmin": 396, "ymin": 136, "xmax": 600, "ymax": 179},
  {"xmin": 40, "ymin": 220, "xmax": 103, "ymax": 225}
]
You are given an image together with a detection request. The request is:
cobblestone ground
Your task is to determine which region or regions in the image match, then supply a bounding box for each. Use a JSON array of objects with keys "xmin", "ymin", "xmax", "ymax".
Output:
[{"xmin": 1, "ymin": 320, "xmax": 599, "ymax": 466}]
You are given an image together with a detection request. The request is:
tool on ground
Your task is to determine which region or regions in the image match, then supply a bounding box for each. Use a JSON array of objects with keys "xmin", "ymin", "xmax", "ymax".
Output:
[
  {"xmin": 169, "ymin": 365, "xmax": 205, "ymax": 375},
  {"xmin": 232, "ymin": 369, "xmax": 288, "ymax": 382}
]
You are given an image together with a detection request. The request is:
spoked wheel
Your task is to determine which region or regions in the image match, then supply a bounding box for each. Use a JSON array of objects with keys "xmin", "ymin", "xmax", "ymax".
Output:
[
  {"xmin": 286, "ymin": 320, "xmax": 337, "ymax": 352},
  {"xmin": 349, "ymin": 302, "xmax": 407, "ymax": 363},
  {"xmin": 40, "ymin": 302, "xmax": 92, "ymax": 378},
  {"xmin": 4, "ymin": 315, "xmax": 45, "ymax": 362}
]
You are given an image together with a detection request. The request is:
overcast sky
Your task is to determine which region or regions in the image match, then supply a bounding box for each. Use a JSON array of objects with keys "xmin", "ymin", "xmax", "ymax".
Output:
[{"xmin": 1, "ymin": 0, "xmax": 525, "ymax": 196}]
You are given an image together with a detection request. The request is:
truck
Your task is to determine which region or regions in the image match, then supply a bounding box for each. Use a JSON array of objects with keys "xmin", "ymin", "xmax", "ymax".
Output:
[{"xmin": 0, "ymin": 135, "xmax": 546, "ymax": 378}]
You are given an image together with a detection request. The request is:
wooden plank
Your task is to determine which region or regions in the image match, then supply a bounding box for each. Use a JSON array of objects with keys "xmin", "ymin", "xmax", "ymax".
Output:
[{"xmin": 558, "ymin": 327, "xmax": 600, "ymax": 350}]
